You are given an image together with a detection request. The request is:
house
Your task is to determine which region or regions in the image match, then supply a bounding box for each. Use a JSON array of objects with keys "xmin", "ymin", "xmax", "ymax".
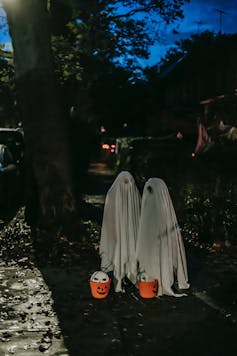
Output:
[{"xmin": 157, "ymin": 33, "xmax": 237, "ymax": 149}]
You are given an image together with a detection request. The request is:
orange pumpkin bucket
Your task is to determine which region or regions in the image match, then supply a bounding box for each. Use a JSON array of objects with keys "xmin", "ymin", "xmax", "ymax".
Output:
[
  {"xmin": 89, "ymin": 271, "xmax": 111, "ymax": 299},
  {"xmin": 138, "ymin": 279, "xmax": 158, "ymax": 298}
]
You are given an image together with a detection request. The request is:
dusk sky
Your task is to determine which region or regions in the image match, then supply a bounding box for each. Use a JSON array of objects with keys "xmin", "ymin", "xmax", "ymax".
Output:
[
  {"xmin": 144, "ymin": 0, "xmax": 237, "ymax": 66},
  {"xmin": 0, "ymin": 1, "xmax": 237, "ymax": 67}
]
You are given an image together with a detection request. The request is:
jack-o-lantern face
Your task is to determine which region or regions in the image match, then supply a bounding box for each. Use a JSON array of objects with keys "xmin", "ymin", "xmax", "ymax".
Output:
[
  {"xmin": 138, "ymin": 273, "xmax": 158, "ymax": 298},
  {"xmin": 89, "ymin": 271, "xmax": 111, "ymax": 299}
]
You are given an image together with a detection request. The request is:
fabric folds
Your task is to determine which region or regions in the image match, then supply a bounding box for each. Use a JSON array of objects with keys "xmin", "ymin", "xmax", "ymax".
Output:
[
  {"xmin": 99, "ymin": 171, "xmax": 141, "ymax": 292},
  {"xmin": 136, "ymin": 178, "xmax": 190, "ymax": 297}
]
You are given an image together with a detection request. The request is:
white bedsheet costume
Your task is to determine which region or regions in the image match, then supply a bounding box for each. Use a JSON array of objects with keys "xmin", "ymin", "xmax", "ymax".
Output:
[
  {"xmin": 99, "ymin": 171, "xmax": 141, "ymax": 292},
  {"xmin": 136, "ymin": 178, "xmax": 189, "ymax": 297}
]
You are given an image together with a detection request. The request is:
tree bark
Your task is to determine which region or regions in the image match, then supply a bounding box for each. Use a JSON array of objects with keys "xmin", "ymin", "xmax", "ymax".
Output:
[{"xmin": 3, "ymin": 0, "xmax": 77, "ymax": 227}]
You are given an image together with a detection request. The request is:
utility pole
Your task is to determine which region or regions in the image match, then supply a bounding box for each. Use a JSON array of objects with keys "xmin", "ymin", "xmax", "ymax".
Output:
[{"xmin": 215, "ymin": 8, "xmax": 226, "ymax": 34}]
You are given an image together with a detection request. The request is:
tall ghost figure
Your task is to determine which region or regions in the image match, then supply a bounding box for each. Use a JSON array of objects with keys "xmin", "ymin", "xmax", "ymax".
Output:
[
  {"xmin": 100, "ymin": 171, "xmax": 141, "ymax": 292},
  {"xmin": 136, "ymin": 178, "xmax": 189, "ymax": 297}
]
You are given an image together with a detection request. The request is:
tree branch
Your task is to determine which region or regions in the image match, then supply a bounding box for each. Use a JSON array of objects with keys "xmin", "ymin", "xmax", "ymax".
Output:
[{"xmin": 111, "ymin": 4, "xmax": 158, "ymax": 19}]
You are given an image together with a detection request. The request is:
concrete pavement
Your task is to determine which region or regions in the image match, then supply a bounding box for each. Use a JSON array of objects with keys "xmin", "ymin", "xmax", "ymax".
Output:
[{"xmin": 0, "ymin": 162, "xmax": 236, "ymax": 355}]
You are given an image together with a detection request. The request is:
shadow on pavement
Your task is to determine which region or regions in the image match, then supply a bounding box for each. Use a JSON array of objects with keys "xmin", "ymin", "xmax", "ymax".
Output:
[
  {"xmin": 36, "ymin": 163, "xmax": 237, "ymax": 356},
  {"xmin": 2, "ymin": 163, "xmax": 237, "ymax": 355},
  {"xmin": 40, "ymin": 260, "xmax": 237, "ymax": 356}
]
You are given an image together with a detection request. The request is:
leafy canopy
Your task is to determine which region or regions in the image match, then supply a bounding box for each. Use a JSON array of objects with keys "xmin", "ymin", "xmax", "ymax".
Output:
[{"xmin": 50, "ymin": 0, "xmax": 189, "ymax": 78}]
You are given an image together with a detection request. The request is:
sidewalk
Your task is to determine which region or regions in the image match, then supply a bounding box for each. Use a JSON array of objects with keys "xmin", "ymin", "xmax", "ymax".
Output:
[
  {"xmin": 187, "ymin": 244, "xmax": 237, "ymax": 324},
  {"xmin": 1, "ymin": 252, "xmax": 237, "ymax": 356},
  {"xmin": 0, "ymin": 163, "xmax": 237, "ymax": 355},
  {"xmin": 0, "ymin": 264, "xmax": 68, "ymax": 355}
]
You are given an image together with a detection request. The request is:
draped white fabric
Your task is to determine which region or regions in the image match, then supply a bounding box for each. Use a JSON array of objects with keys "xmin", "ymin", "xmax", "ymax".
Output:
[
  {"xmin": 136, "ymin": 178, "xmax": 190, "ymax": 297},
  {"xmin": 100, "ymin": 171, "xmax": 141, "ymax": 292}
]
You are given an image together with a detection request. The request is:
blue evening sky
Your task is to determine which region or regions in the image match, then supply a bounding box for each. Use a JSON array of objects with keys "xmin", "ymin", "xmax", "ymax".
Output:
[
  {"xmin": 0, "ymin": 1, "xmax": 237, "ymax": 67},
  {"xmin": 143, "ymin": 0, "xmax": 237, "ymax": 66}
]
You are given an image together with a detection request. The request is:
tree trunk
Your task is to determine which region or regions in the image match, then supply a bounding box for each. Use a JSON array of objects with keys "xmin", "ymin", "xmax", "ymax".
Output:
[{"xmin": 3, "ymin": 0, "xmax": 77, "ymax": 227}]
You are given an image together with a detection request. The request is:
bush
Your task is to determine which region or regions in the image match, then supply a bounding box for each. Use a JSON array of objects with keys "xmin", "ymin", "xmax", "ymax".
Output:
[
  {"xmin": 178, "ymin": 182, "xmax": 237, "ymax": 246},
  {"xmin": 115, "ymin": 138, "xmax": 237, "ymax": 245}
]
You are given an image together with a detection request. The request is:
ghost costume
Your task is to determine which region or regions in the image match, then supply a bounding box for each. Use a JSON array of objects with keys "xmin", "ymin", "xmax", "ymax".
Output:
[
  {"xmin": 136, "ymin": 178, "xmax": 189, "ymax": 297},
  {"xmin": 99, "ymin": 171, "xmax": 141, "ymax": 292}
]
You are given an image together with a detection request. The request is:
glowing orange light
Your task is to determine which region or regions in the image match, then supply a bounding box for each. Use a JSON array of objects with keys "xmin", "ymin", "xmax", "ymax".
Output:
[
  {"xmin": 191, "ymin": 152, "xmax": 195, "ymax": 158},
  {"xmin": 111, "ymin": 144, "xmax": 116, "ymax": 148},
  {"xmin": 110, "ymin": 149, "xmax": 115, "ymax": 153},
  {"xmin": 102, "ymin": 144, "xmax": 110, "ymax": 150}
]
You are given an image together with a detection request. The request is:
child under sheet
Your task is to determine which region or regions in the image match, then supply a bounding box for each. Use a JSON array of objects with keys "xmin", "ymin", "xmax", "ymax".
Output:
[
  {"xmin": 136, "ymin": 178, "xmax": 190, "ymax": 297},
  {"xmin": 99, "ymin": 171, "xmax": 141, "ymax": 292}
]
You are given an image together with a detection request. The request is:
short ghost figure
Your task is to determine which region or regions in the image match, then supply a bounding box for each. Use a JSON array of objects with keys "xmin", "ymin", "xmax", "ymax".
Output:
[
  {"xmin": 136, "ymin": 178, "xmax": 189, "ymax": 297},
  {"xmin": 99, "ymin": 171, "xmax": 141, "ymax": 292}
]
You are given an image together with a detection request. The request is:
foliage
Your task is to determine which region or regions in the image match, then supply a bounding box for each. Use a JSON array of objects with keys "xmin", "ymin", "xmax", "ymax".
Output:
[
  {"xmin": 1, "ymin": 1, "xmax": 190, "ymax": 128},
  {"xmin": 50, "ymin": 0, "xmax": 189, "ymax": 79},
  {"xmin": 160, "ymin": 31, "xmax": 221, "ymax": 65},
  {"xmin": 0, "ymin": 56, "xmax": 15, "ymax": 124},
  {"xmin": 83, "ymin": 220, "xmax": 101, "ymax": 252},
  {"xmin": 180, "ymin": 183, "xmax": 237, "ymax": 246},
  {"xmin": 115, "ymin": 137, "xmax": 138, "ymax": 170},
  {"xmin": 157, "ymin": 31, "xmax": 237, "ymax": 95},
  {"xmin": 115, "ymin": 138, "xmax": 237, "ymax": 246},
  {"xmin": 51, "ymin": 34, "xmax": 82, "ymax": 86}
]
